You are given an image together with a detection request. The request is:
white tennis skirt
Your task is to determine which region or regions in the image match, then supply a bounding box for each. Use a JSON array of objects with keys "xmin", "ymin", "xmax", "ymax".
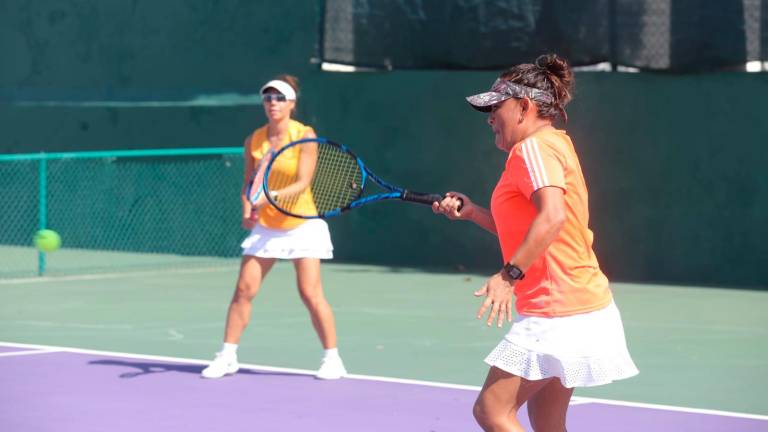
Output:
[
  {"xmin": 241, "ymin": 219, "xmax": 333, "ymax": 259},
  {"xmin": 484, "ymin": 301, "xmax": 639, "ymax": 388}
]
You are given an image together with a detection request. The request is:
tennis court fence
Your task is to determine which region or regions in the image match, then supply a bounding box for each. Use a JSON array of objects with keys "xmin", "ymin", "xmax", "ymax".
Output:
[{"xmin": 0, "ymin": 148, "xmax": 247, "ymax": 278}]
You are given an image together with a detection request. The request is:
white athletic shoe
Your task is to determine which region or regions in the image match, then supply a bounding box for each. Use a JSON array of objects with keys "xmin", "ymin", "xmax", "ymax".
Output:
[
  {"xmin": 315, "ymin": 356, "xmax": 347, "ymax": 380},
  {"xmin": 201, "ymin": 352, "xmax": 239, "ymax": 379}
]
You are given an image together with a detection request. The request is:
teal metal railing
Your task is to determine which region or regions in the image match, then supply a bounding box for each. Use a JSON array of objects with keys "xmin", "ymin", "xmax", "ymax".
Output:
[{"xmin": 0, "ymin": 147, "xmax": 244, "ymax": 277}]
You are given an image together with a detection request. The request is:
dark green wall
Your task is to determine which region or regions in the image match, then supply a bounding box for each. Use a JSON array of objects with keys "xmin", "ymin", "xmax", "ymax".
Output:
[
  {"xmin": 0, "ymin": 0, "xmax": 315, "ymax": 101},
  {"xmin": 306, "ymin": 72, "xmax": 768, "ymax": 288},
  {"xmin": 1, "ymin": 1, "xmax": 766, "ymax": 287}
]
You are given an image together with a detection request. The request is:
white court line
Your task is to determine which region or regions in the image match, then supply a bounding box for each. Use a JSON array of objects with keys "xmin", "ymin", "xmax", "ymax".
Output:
[
  {"xmin": 569, "ymin": 397, "xmax": 768, "ymax": 421},
  {"xmin": 1, "ymin": 340, "xmax": 766, "ymax": 421},
  {"xmin": 0, "ymin": 265, "xmax": 237, "ymax": 285},
  {"xmin": 0, "ymin": 349, "xmax": 61, "ymax": 357}
]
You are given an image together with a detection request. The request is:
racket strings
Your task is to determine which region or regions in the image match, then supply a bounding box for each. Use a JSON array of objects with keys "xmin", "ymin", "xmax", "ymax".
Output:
[
  {"xmin": 266, "ymin": 168, "xmax": 295, "ymax": 205},
  {"xmin": 310, "ymin": 145, "xmax": 362, "ymax": 213},
  {"xmin": 267, "ymin": 142, "xmax": 363, "ymax": 217}
]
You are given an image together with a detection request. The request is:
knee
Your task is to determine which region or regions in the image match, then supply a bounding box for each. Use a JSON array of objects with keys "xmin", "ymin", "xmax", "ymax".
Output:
[
  {"xmin": 472, "ymin": 401, "xmax": 488, "ymax": 427},
  {"xmin": 298, "ymin": 289, "xmax": 324, "ymax": 309},
  {"xmin": 233, "ymin": 279, "xmax": 258, "ymax": 303},
  {"xmin": 474, "ymin": 398, "xmax": 520, "ymax": 432},
  {"xmin": 473, "ymin": 400, "xmax": 501, "ymax": 431},
  {"xmin": 297, "ymin": 282, "xmax": 325, "ymax": 306}
]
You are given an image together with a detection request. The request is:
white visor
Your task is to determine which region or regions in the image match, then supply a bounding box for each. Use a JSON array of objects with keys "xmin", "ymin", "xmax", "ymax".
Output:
[{"xmin": 260, "ymin": 80, "xmax": 297, "ymax": 100}]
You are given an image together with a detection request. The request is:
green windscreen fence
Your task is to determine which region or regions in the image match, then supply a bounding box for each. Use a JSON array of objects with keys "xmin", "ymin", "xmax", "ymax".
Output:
[{"xmin": 0, "ymin": 148, "xmax": 245, "ymax": 278}]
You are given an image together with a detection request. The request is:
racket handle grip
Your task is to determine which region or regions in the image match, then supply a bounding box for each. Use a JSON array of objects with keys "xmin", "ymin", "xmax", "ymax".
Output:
[{"xmin": 402, "ymin": 191, "xmax": 464, "ymax": 211}]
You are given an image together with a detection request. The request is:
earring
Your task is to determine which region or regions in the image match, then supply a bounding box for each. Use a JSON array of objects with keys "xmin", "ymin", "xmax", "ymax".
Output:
[{"xmin": 518, "ymin": 108, "xmax": 527, "ymax": 124}]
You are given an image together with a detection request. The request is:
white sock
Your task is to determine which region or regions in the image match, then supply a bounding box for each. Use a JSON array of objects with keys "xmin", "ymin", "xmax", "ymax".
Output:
[
  {"xmin": 323, "ymin": 348, "xmax": 340, "ymax": 359},
  {"xmin": 221, "ymin": 343, "xmax": 238, "ymax": 357}
]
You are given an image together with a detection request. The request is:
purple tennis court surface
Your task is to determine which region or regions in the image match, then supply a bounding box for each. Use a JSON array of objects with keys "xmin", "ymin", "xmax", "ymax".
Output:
[{"xmin": 1, "ymin": 346, "xmax": 766, "ymax": 432}]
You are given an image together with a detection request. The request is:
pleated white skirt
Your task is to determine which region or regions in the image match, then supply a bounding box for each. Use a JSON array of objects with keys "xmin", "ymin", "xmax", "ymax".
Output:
[{"xmin": 241, "ymin": 219, "xmax": 333, "ymax": 259}]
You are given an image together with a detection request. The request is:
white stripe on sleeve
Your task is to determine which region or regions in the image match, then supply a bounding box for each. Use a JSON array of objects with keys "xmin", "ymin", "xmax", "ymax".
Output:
[
  {"xmin": 522, "ymin": 139, "xmax": 542, "ymax": 189},
  {"xmin": 529, "ymin": 138, "xmax": 550, "ymax": 186}
]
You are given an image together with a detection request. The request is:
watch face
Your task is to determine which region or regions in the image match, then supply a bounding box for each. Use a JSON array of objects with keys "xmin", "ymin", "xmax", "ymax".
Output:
[{"xmin": 505, "ymin": 264, "xmax": 524, "ymax": 280}]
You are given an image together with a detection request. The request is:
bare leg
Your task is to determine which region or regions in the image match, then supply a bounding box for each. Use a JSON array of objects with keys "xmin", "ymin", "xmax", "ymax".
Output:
[
  {"xmin": 293, "ymin": 257, "xmax": 337, "ymax": 349},
  {"xmin": 223, "ymin": 256, "xmax": 276, "ymax": 343},
  {"xmin": 527, "ymin": 378, "xmax": 573, "ymax": 432},
  {"xmin": 473, "ymin": 367, "xmax": 552, "ymax": 432}
]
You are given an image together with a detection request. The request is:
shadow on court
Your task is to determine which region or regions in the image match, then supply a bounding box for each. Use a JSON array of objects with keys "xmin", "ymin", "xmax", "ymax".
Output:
[{"xmin": 89, "ymin": 359, "xmax": 298, "ymax": 379}]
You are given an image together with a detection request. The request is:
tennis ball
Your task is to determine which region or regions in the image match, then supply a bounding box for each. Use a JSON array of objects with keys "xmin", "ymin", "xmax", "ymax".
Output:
[{"xmin": 33, "ymin": 229, "xmax": 61, "ymax": 252}]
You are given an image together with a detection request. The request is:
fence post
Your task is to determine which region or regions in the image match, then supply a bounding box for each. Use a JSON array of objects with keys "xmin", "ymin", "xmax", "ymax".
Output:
[{"xmin": 37, "ymin": 156, "xmax": 47, "ymax": 276}]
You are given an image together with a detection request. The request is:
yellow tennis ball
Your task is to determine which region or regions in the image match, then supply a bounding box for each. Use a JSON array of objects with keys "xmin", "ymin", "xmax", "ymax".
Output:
[{"xmin": 34, "ymin": 229, "xmax": 61, "ymax": 252}]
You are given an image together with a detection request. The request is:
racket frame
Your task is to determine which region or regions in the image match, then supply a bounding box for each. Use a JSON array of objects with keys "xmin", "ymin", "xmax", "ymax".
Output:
[
  {"xmin": 245, "ymin": 149, "xmax": 275, "ymax": 205},
  {"xmin": 262, "ymin": 137, "xmax": 440, "ymax": 219}
]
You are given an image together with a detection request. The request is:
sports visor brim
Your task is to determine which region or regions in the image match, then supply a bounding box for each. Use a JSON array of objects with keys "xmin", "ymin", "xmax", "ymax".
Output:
[{"xmin": 465, "ymin": 92, "xmax": 512, "ymax": 113}]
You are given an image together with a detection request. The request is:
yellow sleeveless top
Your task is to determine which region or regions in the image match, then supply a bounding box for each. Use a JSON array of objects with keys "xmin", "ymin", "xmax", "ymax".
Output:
[{"xmin": 249, "ymin": 119, "xmax": 316, "ymax": 230}]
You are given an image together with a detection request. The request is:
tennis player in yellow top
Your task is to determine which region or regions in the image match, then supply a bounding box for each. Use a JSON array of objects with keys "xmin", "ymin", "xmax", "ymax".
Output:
[{"xmin": 202, "ymin": 75, "xmax": 347, "ymax": 380}]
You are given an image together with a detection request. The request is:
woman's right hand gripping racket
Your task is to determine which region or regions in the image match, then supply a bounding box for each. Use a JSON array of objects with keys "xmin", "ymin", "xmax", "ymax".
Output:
[{"xmin": 261, "ymin": 137, "xmax": 460, "ymax": 219}]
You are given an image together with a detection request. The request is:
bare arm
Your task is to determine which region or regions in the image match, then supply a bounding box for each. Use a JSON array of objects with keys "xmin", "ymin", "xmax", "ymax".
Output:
[
  {"xmin": 466, "ymin": 205, "xmax": 497, "ymax": 235},
  {"xmin": 506, "ymin": 186, "xmax": 566, "ymax": 271},
  {"xmin": 240, "ymin": 134, "xmax": 259, "ymax": 229},
  {"xmin": 474, "ymin": 186, "xmax": 566, "ymax": 327}
]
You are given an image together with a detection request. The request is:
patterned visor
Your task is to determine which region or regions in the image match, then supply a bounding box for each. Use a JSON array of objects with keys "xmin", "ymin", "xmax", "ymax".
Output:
[{"xmin": 465, "ymin": 79, "xmax": 554, "ymax": 112}]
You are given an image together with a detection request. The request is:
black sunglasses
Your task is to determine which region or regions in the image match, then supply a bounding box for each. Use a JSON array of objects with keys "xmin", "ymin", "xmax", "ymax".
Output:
[{"xmin": 262, "ymin": 94, "xmax": 287, "ymax": 103}]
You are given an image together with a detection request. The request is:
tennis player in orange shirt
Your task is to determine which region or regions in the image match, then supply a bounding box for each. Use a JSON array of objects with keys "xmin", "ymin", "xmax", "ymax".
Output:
[{"xmin": 433, "ymin": 54, "xmax": 638, "ymax": 432}]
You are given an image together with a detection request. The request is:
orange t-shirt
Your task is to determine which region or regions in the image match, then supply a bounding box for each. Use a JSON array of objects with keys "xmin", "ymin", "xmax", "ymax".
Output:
[
  {"xmin": 249, "ymin": 119, "xmax": 316, "ymax": 230},
  {"xmin": 490, "ymin": 128, "xmax": 612, "ymax": 317}
]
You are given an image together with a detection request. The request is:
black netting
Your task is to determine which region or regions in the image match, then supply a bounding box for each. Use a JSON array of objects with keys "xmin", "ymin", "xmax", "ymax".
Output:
[
  {"xmin": 762, "ymin": 0, "xmax": 768, "ymax": 60},
  {"xmin": 321, "ymin": 0, "xmax": 763, "ymax": 72},
  {"xmin": 322, "ymin": 0, "xmax": 609, "ymax": 69}
]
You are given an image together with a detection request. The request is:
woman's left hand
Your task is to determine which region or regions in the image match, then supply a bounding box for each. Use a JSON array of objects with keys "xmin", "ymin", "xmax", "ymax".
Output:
[{"xmin": 474, "ymin": 272, "xmax": 515, "ymax": 327}]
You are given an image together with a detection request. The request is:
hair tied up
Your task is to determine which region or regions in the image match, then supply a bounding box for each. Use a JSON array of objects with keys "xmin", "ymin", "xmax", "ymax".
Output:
[{"xmin": 535, "ymin": 55, "xmax": 549, "ymax": 70}]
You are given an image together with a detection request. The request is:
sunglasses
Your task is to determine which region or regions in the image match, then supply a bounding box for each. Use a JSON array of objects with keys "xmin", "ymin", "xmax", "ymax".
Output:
[{"xmin": 262, "ymin": 94, "xmax": 287, "ymax": 103}]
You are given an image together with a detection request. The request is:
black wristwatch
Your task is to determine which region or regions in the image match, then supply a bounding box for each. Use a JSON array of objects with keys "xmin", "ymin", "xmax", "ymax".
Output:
[{"xmin": 502, "ymin": 262, "xmax": 525, "ymax": 280}]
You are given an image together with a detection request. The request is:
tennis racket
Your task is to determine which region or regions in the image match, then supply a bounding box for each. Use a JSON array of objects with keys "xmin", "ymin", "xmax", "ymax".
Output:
[
  {"xmin": 245, "ymin": 150, "xmax": 273, "ymax": 204},
  {"xmin": 259, "ymin": 137, "xmax": 457, "ymax": 219}
]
